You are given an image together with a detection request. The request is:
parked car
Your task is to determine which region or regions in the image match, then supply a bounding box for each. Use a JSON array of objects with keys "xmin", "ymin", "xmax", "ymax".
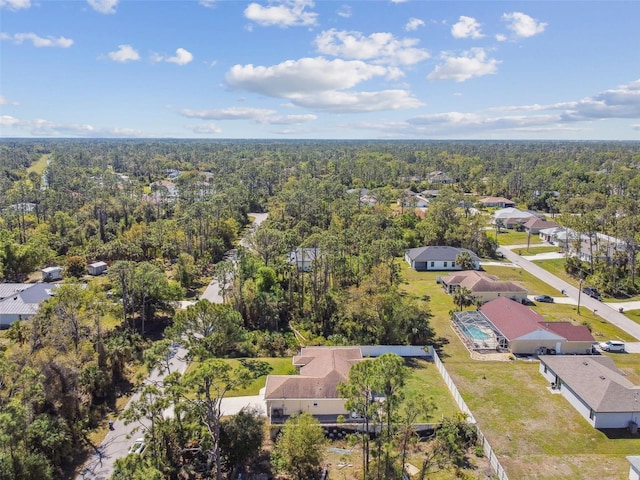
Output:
[
  {"xmin": 534, "ymin": 294, "xmax": 554, "ymax": 303},
  {"xmin": 128, "ymin": 438, "xmax": 146, "ymax": 455},
  {"xmin": 599, "ymin": 340, "xmax": 625, "ymax": 352},
  {"xmin": 582, "ymin": 286, "xmax": 602, "ymax": 301}
]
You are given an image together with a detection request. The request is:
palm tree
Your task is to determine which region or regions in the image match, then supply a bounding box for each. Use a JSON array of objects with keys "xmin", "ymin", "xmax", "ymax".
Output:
[{"xmin": 453, "ymin": 286, "xmax": 474, "ymax": 311}]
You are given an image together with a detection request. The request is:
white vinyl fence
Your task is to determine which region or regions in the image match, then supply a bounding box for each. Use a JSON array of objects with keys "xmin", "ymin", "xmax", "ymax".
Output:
[{"xmin": 432, "ymin": 348, "xmax": 509, "ymax": 480}]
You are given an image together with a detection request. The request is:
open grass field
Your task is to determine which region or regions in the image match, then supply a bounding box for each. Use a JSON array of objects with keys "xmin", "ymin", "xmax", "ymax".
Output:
[
  {"xmin": 27, "ymin": 154, "xmax": 49, "ymax": 175},
  {"xmin": 397, "ymin": 260, "xmax": 640, "ymax": 480},
  {"xmin": 521, "ymin": 245, "xmax": 564, "ymax": 255},
  {"xmin": 496, "ymin": 230, "xmax": 543, "ymax": 246}
]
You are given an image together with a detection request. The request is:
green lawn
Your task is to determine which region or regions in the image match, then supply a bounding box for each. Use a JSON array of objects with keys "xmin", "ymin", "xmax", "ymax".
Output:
[
  {"xmin": 481, "ymin": 264, "xmax": 558, "ymax": 296},
  {"xmin": 496, "ymin": 230, "xmax": 543, "ymax": 246},
  {"xmin": 398, "ymin": 260, "xmax": 640, "ymax": 479},
  {"xmin": 521, "ymin": 245, "xmax": 564, "ymax": 255}
]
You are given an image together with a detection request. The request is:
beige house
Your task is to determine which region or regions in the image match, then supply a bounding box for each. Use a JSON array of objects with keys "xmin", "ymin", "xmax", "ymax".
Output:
[
  {"xmin": 441, "ymin": 270, "xmax": 528, "ymax": 304},
  {"xmin": 264, "ymin": 347, "xmax": 363, "ymax": 421}
]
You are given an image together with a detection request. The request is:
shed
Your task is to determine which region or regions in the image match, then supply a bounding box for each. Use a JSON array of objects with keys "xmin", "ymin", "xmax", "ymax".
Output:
[
  {"xmin": 88, "ymin": 261, "xmax": 108, "ymax": 276},
  {"xmin": 41, "ymin": 266, "xmax": 62, "ymax": 282}
]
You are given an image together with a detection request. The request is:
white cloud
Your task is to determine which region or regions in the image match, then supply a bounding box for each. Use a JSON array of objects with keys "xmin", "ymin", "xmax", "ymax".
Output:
[
  {"xmin": 1, "ymin": 115, "xmax": 20, "ymax": 126},
  {"xmin": 107, "ymin": 44, "xmax": 140, "ymax": 63},
  {"xmin": 390, "ymin": 0, "xmax": 408, "ymax": 3},
  {"xmin": 314, "ymin": 29, "xmax": 429, "ymax": 65},
  {"xmin": 87, "ymin": 0, "xmax": 119, "ymax": 14},
  {"xmin": 244, "ymin": 0, "xmax": 317, "ymax": 27},
  {"xmin": 495, "ymin": 34, "xmax": 507, "ymax": 42},
  {"xmin": 0, "ymin": 0, "xmax": 30, "ymax": 10},
  {"xmin": 155, "ymin": 48, "xmax": 194, "ymax": 65},
  {"xmin": 226, "ymin": 57, "xmax": 388, "ymax": 97},
  {"xmin": 632, "ymin": 124, "xmax": 640, "ymax": 131},
  {"xmin": 187, "ymin": 123, "xmax": 222, "ymax": 134},
  {"xmin": 0, "ymin": 115, "xmax": 146, "ymax": 137},
  {"xmin": 180, "ymin": 107, "xmax": 277, "ymax": 120},
  {"xmin": 261, "ymin": 114, "xmax": 317, "ymax": 124},
  {"xmin": 451, "ymin": 16, "xmax": 483, "ymax": 39},
  {"xmin": 199, "ymin": 0, "xmax": 216, "ymax": 7},
  {"xmin": 560, "ymin": 79, "xmax": 640, "ymax": 121},
  {"xmin": 337, "ymin": 5, "xmax": 351, "ymax": 18},
  {"xmin": 0, "ymin": 95, "xmax": 19, "ymax": 105},
  {"xmin": 502, "ymin": 12, "xmax": 547, "ymax": 38},
  {"xmin": 226, "ymin": 57, "xmax": 421, "ymax": 113},
  {"xmin": 288, "ymin": 89, "xmax": 423, "ymax": 113},
  {"xmin": 2, "ymin": 32, "xmax": 73, "ymax": 48},
  {"xmin": 428, "ymin": 48, "xmax": 499, "ymax": 82},
  {"xmin": 405, "ymin": 18, "xmax": 425, "ymax": 32}
]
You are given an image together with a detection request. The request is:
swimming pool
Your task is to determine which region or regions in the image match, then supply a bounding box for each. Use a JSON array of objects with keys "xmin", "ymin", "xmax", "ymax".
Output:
[{"xmin": 460, "ymin": 324, "xmax": 491, "ymax": 341}]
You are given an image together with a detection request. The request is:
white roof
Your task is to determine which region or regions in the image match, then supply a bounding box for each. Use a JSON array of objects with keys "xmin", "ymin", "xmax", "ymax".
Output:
[{"xmin": 89, "ymin": 261, "xmax": 107, "ymax": 268}]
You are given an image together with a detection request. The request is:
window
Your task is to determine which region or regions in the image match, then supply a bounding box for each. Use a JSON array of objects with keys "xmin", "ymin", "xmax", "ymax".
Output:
[
  {"xmin": 543, "ymin": 365, "xmax": 547, "ymax": 373},
  {"xmin": 452, "ymin": 262, "xmax": 456, "ymax": 267},
  {"xmin": 444, "ymin": 262, "xmax": 448, "ymax": 267},
  {"xmin": 430, "ymin": 262, "xmax": 434, "ymax": 267},
  {"xmin": 589, "ymin": 409, "xmax": 595, "ymax": 420}
]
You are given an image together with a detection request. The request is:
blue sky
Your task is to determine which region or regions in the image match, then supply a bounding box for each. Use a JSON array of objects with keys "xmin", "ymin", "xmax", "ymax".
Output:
[{"xmin": 1, "ymin": 0, "xmax": 639, "ymax": 140}]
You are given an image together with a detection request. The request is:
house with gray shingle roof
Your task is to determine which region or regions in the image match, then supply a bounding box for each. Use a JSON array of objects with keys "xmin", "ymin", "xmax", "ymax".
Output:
[
  {"xmin": 539, "ymin": 355, "xmax": 640, "ymax": 429},
  {"xmin": 404, "ymin": 246, "xmax": 480, "ymax": 271}
]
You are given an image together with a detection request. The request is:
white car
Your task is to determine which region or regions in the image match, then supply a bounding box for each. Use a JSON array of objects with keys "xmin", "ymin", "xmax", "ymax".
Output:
[
  {"xmin": 128, "ymin": 438, "xmax": 146, "ymax": 455},
  {"xmin": 599, "ymin": 340, "xmax": 625, "ymax": 352}
]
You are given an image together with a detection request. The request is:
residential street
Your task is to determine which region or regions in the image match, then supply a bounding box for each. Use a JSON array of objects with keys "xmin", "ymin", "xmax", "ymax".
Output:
[
  {"xmin": 77, "ymin": 213, "xmax": 268, "ymax": 480},
  {"xmin": 498, "ymin": 246, "xmax": 640, "ymax": 344}
]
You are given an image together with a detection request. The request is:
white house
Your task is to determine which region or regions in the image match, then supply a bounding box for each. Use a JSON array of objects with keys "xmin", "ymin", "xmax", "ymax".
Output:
[
  {"xmin": 0, "ymin": 283, "xmax": 56, "ymax": 328},
  {"xmin": 288, "ymin": 248, "xmax": 321, "ymax": 272},
  {"xmin": 88, "ymin": 261, "xmax": 108, "ymax": 276},
  {"xmin": 405, "ymin": 246, "xmax": 480, "ymax": 272},
  {"xmin": 41, "ymin": 266, "xmax": 62, "ymax": 282},
  {"xmin": 539, "ymin": 355, "xmax": 640, "ymax": 429}
]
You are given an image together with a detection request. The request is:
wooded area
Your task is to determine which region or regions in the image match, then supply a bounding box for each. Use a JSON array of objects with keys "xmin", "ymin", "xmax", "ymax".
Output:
[{"xmin": 1, "ymin": 139, "xmax": 639, "ymax": 479}]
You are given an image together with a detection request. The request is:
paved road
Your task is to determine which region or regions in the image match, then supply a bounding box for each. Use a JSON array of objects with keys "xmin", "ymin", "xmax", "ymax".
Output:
[
  {"xmin": 78, "ymin": 212, "xmax": 269, "ymax": 479},
  {"xmin": 498, "ymin": 246, "xmax": 640, "ymax": 341},
  {"xmin": 77, "ymin": 346, "xmax": 189, "ymax": 480},
  {"xmin": 201, "ymin": 212, "xmax": 269, "ymax": 302}
]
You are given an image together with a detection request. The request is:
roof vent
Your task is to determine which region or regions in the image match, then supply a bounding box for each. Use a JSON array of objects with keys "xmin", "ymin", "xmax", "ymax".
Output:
[
  {"xmin": 599, "ymin": 375, "xmax": 606, "ymax": 380},
  {"xmin": 582, "ymin": 361, "xmax": 589, "ymax": 366}
]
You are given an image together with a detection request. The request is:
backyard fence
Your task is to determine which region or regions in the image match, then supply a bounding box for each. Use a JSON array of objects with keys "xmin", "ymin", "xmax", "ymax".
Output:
[{"xmin": 431, "ymin": 347, "xmax": 509, "ymax": 480}]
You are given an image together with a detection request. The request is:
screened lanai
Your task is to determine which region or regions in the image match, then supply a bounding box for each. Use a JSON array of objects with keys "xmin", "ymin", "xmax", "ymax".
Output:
[{"xmin": 452, "ymin": 310, "xmax": 505, "ymax": 351}]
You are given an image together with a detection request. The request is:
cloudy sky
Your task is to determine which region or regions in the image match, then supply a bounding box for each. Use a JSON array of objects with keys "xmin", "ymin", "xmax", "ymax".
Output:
[{"xmin": 1, "ymin": 0, "xmax": 639, "ymax": 139}]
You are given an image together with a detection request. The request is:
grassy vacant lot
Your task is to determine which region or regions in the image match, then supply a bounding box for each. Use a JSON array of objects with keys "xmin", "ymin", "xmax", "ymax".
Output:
[
  {"xmin": 397, "ymin": 260, "xmax": 640, "ymax": 480},
  {"xmin": 521, "ymin": 245, "xmax": 564, "ymax": 255},
  {"xmin": 496, "ymin": 230, "xmax": 543, "ymax": 246},
  {"xmin": 27, "ymin": 153, "xmax": 49, "ymax": 175}
]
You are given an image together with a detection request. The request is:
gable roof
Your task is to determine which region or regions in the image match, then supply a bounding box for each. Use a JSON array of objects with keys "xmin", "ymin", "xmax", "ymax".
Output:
[
  {"xmin": 540, "ymin": 355, "xmax": 640, "ymax": 412},
  {"xmin": 441, "ymin": 271, "xmax": 526, "ymax": 294},
  {"xmin": 539, "ymin": 322, "xmax": 594, "ymax": 342},
  {"xmin": 0, "ymin": 283, "xmax": 55, "ymax": 316},
  {"xmin": 405, "ymin": 246, "xmax": 479, "ymax": 263},
  {"xmin": 264, "ymin": 347, "xmax": 363, "ymax": 400}
]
